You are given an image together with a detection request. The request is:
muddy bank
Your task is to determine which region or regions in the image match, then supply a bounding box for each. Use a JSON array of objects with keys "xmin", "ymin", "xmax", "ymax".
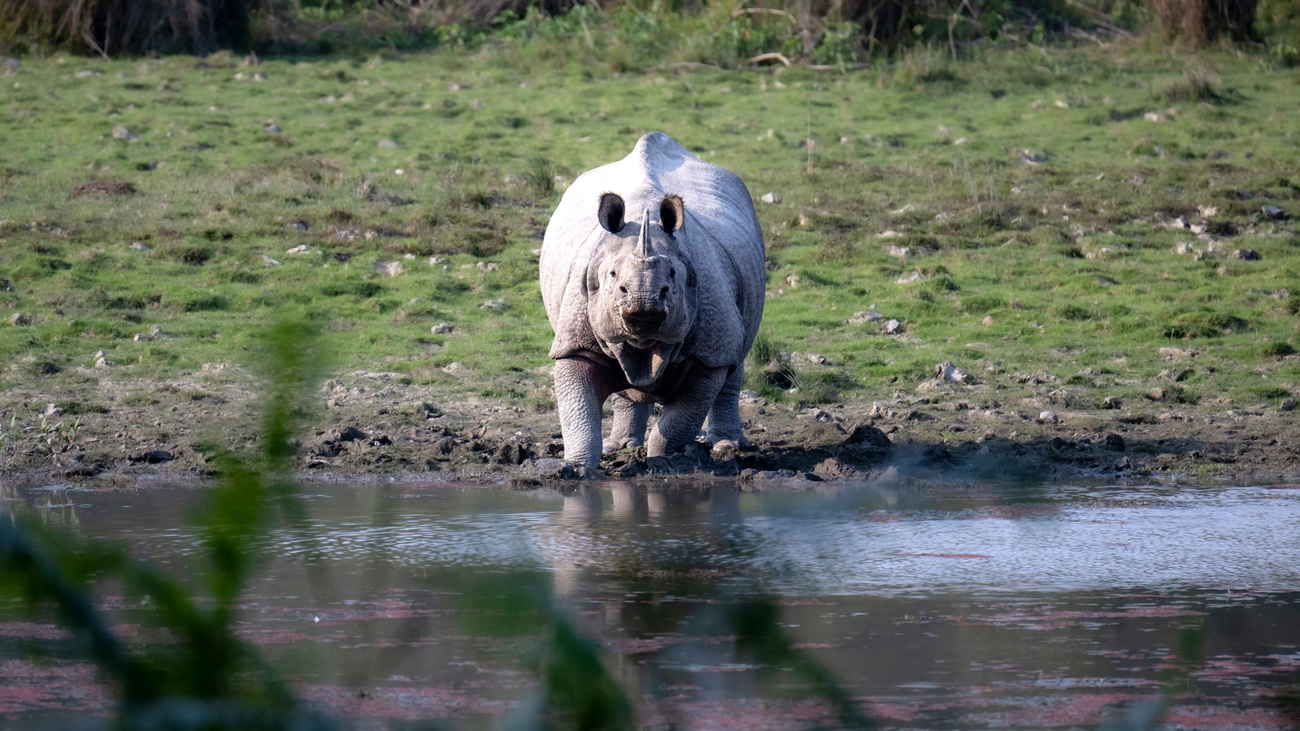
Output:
[{"xmin": 4, "ymin": 367, "xmax": 1297, "ymax": 486}]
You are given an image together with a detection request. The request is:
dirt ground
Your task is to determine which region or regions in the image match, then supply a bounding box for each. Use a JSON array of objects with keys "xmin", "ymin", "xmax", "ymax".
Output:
[{"xmin": 5, "ymin": 364, "xmax": 1298, "ymax": 487}]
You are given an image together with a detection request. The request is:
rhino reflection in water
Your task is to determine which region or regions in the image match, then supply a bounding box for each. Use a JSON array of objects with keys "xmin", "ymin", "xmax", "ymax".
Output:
[
  {"xmin": 539, "ymin": 483, "xmax": 742, "ymax": 598},
  {"xmin": 540, "ymin": 132, "xmax": 766, "ymax": 472}
]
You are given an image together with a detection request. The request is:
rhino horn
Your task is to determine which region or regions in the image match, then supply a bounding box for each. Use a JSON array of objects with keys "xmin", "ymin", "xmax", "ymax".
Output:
[{"xmin": 635, "ymin": 207, "xmax": 652, "ymax": 259}]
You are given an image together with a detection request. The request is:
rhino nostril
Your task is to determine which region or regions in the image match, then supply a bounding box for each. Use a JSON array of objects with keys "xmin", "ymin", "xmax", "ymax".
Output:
[
  {"xmin": 660, "ymin": 286, "xmax": 669, "ymax": 297},
  {"xmin": 618, "ymin": 285, "xmax": 627, "ymax": 294}
]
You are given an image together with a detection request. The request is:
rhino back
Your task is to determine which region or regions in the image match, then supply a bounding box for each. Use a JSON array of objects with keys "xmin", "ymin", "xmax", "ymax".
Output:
[{"xmin": 541, "ymin": 132, "xmax": 765, "ymax": 363}]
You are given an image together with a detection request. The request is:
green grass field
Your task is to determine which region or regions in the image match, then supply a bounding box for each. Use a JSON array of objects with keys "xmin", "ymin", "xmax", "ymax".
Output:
[{"xmin": 1, "ymin": 41, "xmax": 1297, "ymax": 431}]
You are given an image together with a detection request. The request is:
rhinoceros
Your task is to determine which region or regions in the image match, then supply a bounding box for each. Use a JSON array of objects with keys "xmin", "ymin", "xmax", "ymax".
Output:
[{"xmin": 539, "ymin": 132, "xmax": 766, "ymax": 472}]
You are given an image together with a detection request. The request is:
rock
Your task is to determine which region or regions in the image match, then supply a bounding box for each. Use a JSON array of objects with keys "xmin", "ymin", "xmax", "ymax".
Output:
[
  {"xmin": 936, "ymin": 362, "xmax": 971, "ymax": 383},
  {"xmin": 10, "ymin": 312, "xmax": 29, "ymax": 326},
  {"xmin": 42, "ymin": 403, "xmax": 62, "ymax": 417},
  {"xmin": 1228, "ymin": 249, "xmax": 1261, "ymax": 261},
  {"xmin": 523, "ymin": 458, "xmax": 588, "ymax": 480},
  {"xmin": 111, "ymin": 126, "xmax": 138, "ymax": 141},
  {"xmin": 265, "ymin": 123, "xmax": 282, "ymax": 133},
  {"xmin": 845, "ymin": 424, "xmax": 891, "ymax": 450},
  {"xmin": 1159, "ymin": 347, "xmax": 1199, "ymax": 361},
  {"xmin": 1143, "ymin": 110, "xmax": 1170, "ymax": 122},
  {"xmin": 129, "ymin": 241, "xmax": 149, "ymax": 251},
  {"xmin": 480, "ymin": 299, "xmax": 507, "ymax": 310},
  {"xmin": 441, "ymin": 362, "xmax": 468, "ymax": 374},
  {"xmin": 981, "ymin": 315, "xmax": 994, "ymax": 326},
  {"xmin": 1282, "ymin": 398, "xmax": 1297, "ymax": 412},
  {"xmin": 760, "ymin": 192, "xmax": 781, "ymax": 204},
  {"xmin": 1147, "ymin": 387, "xmax": 1166, "ymax": 401},
  {"xmin": 883, "ymin": 319, "xmax": 904, "ymax": 335},
  {"xmin": 896, "ymin": 269, "xmax": 925, "ymax": 284},
  {"xmin": 888, "ymin": 245, "xmax": 911, "ymax": 258},
  {"xmin": 470, "ymin": 98, "xmax": 483, "ymax": 109},
  {"xmin": 1038, "ymin": 410, "xmax": 1059, "ymax": 424},
  {"xmin": 1102, "ymin": 396, "xmax": 1122, "ymax": 409},
  {"xmin": 262, "ymin": 255, "xmax": 282, "ymax": 267},
  {"xmin": 133, "ymin": 325, "xmax": 166, "ymax": 342},
  {"xmin": 1103, "ymin": 433, "xmax": 1126, "ymax": 452},
  {"xmin": 374, "ymin": 260, "xmax": 403, "ymax": 276},
  {"xmin": 431, "ymin": 322, "xmax": 454, "ymax": 335},
  {"xmin": 1159, "ymin": 368, "xmax": 1192, "ymax": 382},
  {"xmin": 286, "ymin": 244, "xmax": 316, "ymax": 254},
  {"xmin": 845, "ymin": 310, "xmax": 884, "ymax": 325},
  {"xmin": 1018, "ymin": 149, "xmax": 1045, "ymax": 164},
  {"xmin": 287, "ymin": 220, "xmax": 308, "ymax": 231},
  {"xmin": 253, "ymin": 72, "xmax": 267, "ymax": 81},
  {"xmin": 1262, "ymin": 204, "xmax": 1287, "ymax": 220},
  {"xmin": 797, "ymin": 408, "xmax": 835, "ymax": 422},
  {"xmin": 376, "ymin": 138, "xmax": 399, "ymax": 148}
]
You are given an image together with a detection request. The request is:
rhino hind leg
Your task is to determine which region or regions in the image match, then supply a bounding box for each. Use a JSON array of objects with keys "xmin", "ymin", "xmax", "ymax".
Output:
[
  {"xmin": 647, "ymin": 366, "xmax": 729, "ymax": 459},
  {"xmin": 604, "ymin": 391, "xmax": 651, "ymax": 454},
  {"xmin": 704, "ymin": 364, "xmax": 750, "ymax": 448}
]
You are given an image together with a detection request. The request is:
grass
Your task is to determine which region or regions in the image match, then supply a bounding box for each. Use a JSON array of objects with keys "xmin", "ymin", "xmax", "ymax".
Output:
[{"xmin": 0, "ymin": 41, "xmax": 1297, "ymax": 424}]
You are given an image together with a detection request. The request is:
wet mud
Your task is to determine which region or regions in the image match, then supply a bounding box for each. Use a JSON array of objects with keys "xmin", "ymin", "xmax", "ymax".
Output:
[{"xmin": 4, "ymin": 367, "xmax": 1297, "ymax": 486}]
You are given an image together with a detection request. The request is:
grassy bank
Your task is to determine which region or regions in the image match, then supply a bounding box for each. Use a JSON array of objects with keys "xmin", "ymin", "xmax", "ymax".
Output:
[{"xmin": 0, "ymin": 40, "xmax": 1297, "ymax": 464}]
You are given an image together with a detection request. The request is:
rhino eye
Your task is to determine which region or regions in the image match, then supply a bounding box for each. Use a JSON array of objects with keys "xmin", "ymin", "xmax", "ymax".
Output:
[{"xmin": 609, "ymin": 270, "xmax": 617, "ymax": 278}]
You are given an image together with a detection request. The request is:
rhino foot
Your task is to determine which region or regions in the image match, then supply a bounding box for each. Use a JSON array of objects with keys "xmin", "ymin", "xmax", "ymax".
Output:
[{"xmin": 603, "ymin": 437, "xmax": 644, "ymax": 454}]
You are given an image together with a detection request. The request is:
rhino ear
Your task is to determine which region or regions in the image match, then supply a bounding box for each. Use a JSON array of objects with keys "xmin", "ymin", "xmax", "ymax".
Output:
[
  {"xmin": 660, "ymin": 194, "xmax": 684, "ymax": 234},
  {"xmin": 597, "ymin": 193, "xmax": 625, "ymax": 234}
]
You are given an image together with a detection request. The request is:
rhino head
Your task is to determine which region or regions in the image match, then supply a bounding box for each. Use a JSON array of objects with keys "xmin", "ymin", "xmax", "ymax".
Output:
[{"xmin": 586, "ymin": 192, "xmax": 697, "ymax": 386}]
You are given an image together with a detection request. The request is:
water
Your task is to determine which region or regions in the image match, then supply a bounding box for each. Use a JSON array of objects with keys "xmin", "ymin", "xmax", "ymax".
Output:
[{"xmin": 3, "ymin": 477, "xmax": 1300, "ymax": 729}]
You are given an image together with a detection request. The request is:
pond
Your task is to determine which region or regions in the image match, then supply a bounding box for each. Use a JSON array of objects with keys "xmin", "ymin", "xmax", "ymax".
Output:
[{"xmin": 3, "ymin": 476, "xmax": 1299, "ymax": 729}]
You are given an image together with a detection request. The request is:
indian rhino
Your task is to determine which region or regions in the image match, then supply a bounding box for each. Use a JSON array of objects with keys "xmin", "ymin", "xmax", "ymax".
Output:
[{"xmin": 540, "ymin": 132, "xmax": 766, "ymax": 472}]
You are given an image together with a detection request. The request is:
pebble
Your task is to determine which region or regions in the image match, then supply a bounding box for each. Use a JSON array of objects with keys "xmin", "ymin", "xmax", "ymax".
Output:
[
  {"xmin": 42, "ymin": 403, "xmax": 62, "ymax": 417},
  {"xmin": 377, "ymin": 138, "xmax": 399, "ymax": 148},
  {"xmin": 1038, "ymin": 410, "xmax": 1059, "ymax": 424},
  {"xmin": 111, "ymin": 125, "xmax": 138, "ymax": 142},
  {"xmin": 883, "ymin": 319, "xmax": 904, "ymax": 335},
  {"xmin": 286, "ymin": 244, "xmax": 316, "ymax": 254},
  {"xmin": 9, "ymin": 312, "xmax": 29, "ymax": 326},
  {"xmin": 1228, "ymin": 249, "xmax": 1261, "ymax": 261},
  {"xmin": 265, "ymin": 123, "xmax": 282, "ymax": 133},
  {"xmin": 129, "ymin": 241, "xmax": 149, "ymax": 251},
  {"xmin": 442, "ymin": 362, "xmax": 468, "ymax": 374},
  {"xmin": 480, "ymin": 299, "xmax": 507, "ymax": 310},
  {"xmin": 431, "ymin": 323, "xmax": 454, "ymax": 334},
  {"xmin": 262, "ymin": 255, "xmax": 282, "ymax": 267},
  {"xmin": 759, "ymin": 192, "xmax": 781, "ymax": 204}
]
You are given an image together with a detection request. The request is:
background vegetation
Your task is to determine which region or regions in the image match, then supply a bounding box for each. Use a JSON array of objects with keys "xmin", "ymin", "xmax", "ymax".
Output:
[{"xmin": 2, "ymin": 0, "xmax": 1299, "ymax": 65}]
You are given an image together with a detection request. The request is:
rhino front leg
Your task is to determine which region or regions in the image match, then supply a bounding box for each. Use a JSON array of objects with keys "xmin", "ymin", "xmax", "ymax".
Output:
[
  {"xmin": 604, "ymin": 391, "xmax": 651, "ymax": 454},
  {"xmin": 554, "ymin": 356, "xmax": 619, "ymax": 472},
  {"xmin": 705, "ymin": 364, "xmax": 750, "ymax": 448},
  {"xmin": 647, "ymin": 366, "xmax": 729, "ymax": 459}
]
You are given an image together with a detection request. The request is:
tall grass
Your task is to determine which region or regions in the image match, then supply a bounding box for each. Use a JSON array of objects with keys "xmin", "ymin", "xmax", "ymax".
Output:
[
  {"xmin": 0, "ymin": 0, "xmax": 1163, "ymax": 61},
  {"xmin": 0, "ymin": 0, "xmax": 250, "ymax": 55}
]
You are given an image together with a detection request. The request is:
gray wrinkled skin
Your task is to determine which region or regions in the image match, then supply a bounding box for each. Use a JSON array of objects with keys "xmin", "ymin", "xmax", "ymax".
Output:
[{"xmin": 540, "ymin": 132, "xmax": 766, "ymax": 472}]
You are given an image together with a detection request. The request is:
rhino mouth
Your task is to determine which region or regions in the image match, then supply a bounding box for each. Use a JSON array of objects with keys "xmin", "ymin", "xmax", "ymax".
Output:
[{"xmin": 621, "ymin": 309, "xmax": 667, "ymax": 335}]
